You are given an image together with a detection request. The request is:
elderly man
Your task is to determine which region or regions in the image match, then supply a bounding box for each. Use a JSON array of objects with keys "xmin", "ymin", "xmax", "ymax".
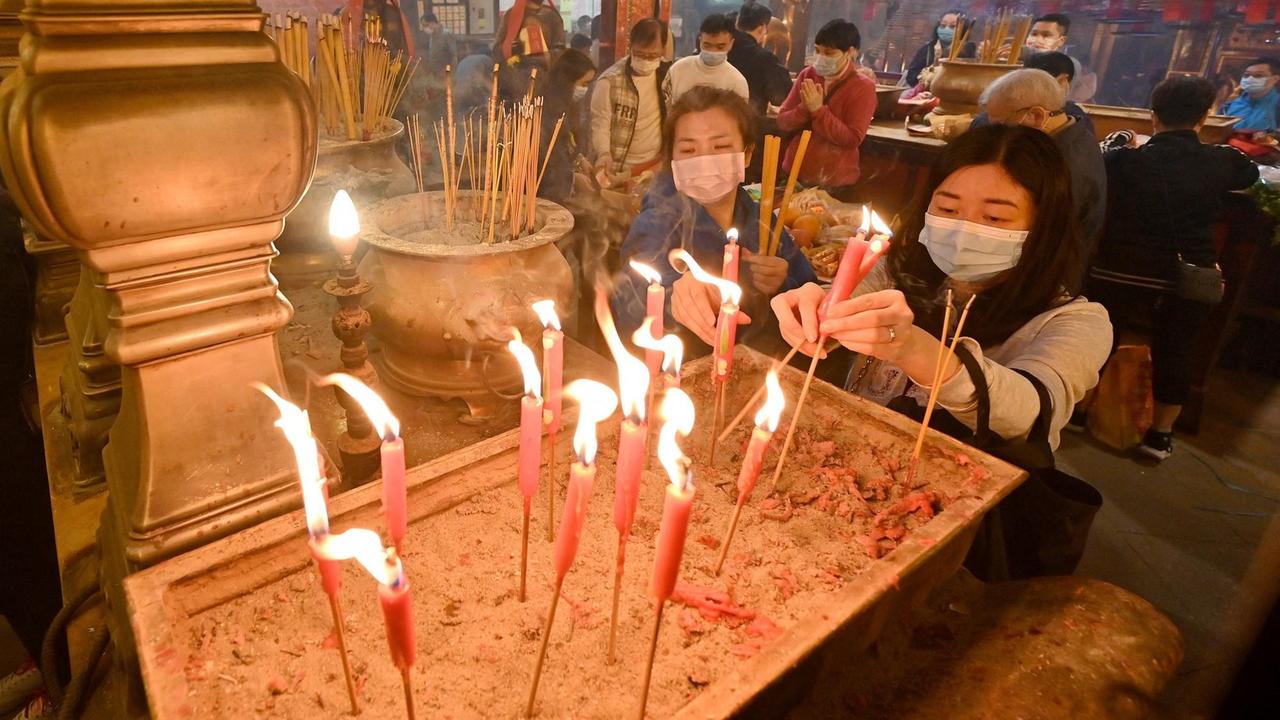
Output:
[{"xmin": 980, "ymin": 68, "xmax": 1106, "ymax": 251}]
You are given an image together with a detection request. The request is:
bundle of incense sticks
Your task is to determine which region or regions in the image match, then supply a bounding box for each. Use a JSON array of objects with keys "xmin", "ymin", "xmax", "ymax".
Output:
[
  {"xmin": 755, "ymin": 130, "xmax": 813, "ymax": 257},
  {"xmin": 949, "ymin": 16, "xmax": 972, "ymax": 62},
  {"xmin": 975, "ymin": 10, "xmax": 1032, "ymax": 64},
  {"xmin": 270, "ymin": 13, "xmax": 419, "ymax": 142},
  {"xmin": 409, "ymin": 69, "xmax": 565, "ymax": 242}
]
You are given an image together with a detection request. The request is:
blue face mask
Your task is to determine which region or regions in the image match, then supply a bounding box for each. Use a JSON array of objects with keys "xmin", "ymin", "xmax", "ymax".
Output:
[
  {"xmin": 701, "ymin": 50, "xmax": 728, "ymax": 67},
  {"xmin": 936, "ymin": 25, "xmax": 955, "ymax": 44},
  {"xmin": 919, "ymin": 213, "xmax": 1029, "ymax": 282},
  {"xmin": 1240, "ymin": 75, "xmax": 1270, "ymax": 94}
]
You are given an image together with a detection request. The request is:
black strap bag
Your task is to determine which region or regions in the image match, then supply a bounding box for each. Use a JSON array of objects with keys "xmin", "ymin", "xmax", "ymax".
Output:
[{"xmin": 888, "ymin": 344, "xmax": 1103, "ymax": 582}]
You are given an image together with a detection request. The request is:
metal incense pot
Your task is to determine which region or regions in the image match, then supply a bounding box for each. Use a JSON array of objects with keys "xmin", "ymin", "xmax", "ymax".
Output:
[{"xmin": 359, "ymin": 190, "xmax": 574, "ymax": 422}]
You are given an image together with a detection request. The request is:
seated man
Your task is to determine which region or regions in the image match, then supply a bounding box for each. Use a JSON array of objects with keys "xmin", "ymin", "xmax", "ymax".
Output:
[
  {"xmin": 974, "ymin": 52, "xmax": 1094, "ymax": 137},
  {"xmin": 663, "ymin": 13, "xmax": 749, "ymax": 105},
  {"xmin": 981, "ymin": 68, "xmax": 1107, "ymax": 254},
  {"xmin": 1219, "ymin": 57, "xmax": 1279, "ymax": 133}
]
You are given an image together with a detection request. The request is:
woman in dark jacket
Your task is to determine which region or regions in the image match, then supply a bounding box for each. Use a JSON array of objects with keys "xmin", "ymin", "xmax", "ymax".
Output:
[
  {"xmin": 904, "ymin": 9, "xmax": 973, "ymax": 88},
  {"xmin": 538, "ymin": 49, "xmax": 596, "ymax": 204}
]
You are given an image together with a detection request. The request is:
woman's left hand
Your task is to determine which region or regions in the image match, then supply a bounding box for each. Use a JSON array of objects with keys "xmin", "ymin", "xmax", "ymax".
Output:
[
  {"xmin": 740, "ymin": 250, "xmax": 789, "ymax": 295},
  {"xmin": 800, "ymin": 79, "xmax": 825, "ymax": 113},
  {"xmin": 819, "ymin": 289, "xmax": 916, "ymax": 363}
]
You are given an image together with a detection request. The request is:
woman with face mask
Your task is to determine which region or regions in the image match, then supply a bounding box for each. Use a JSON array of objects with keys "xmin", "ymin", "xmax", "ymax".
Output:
[
  {"xmin": 775, "ymin": 19, "xmax": 877, "ymax": 201},
  {"xmin": 609, "ymin": 86, "xmax": 817, "ymax": 347},
  {"xmin": 904, "ymin": 9, "xmax": 974, "ymax": 88},
  {"xmin": 772, "ymin": 125, "xmax": 1112, "ymax": 451},
  {"xmin": 537, "ymin": 49, "xmax": 596, "ymax": 204}
]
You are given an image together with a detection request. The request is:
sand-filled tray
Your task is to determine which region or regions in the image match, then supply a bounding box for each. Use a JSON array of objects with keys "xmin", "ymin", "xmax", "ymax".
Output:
[{"xmin": 127, "ymin": 347, "xmax": 1025, "ymax": 719}]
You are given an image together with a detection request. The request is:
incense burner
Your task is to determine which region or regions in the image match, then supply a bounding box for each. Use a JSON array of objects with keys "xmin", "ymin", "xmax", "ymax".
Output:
[
  {"xmin": 929, "ymin": 60, "xmax": 1021, "ymax": 116},
  {"xmin": 358, "ymin": 190, "xmax": 574, "ymax": 421},
  {"xmin": 274, "ymin": 120, "xmax": 415, "ymax": 284}
]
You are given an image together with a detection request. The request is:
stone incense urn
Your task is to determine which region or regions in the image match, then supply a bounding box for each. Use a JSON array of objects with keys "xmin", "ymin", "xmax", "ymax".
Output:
[
  {"xmin": 359, "ymin": 190, "xmax": 574, "ymax": 421},
  {"xmin": 274, "ymin": 119, "xmax": 415, "ymax": 283},
  {"xmin": 930, "ymin": 60, "xmax": 1021, "ymax": 116}
]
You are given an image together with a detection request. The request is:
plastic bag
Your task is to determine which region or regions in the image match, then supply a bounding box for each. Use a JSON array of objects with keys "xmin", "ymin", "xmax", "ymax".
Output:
[{"xmin": 1086, "ymin": 345, "xmax": 1154, "ymax": 450}]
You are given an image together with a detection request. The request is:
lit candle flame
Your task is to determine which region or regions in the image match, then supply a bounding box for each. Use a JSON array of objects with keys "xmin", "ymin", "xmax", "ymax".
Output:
[
  {"xmin": 255, "ymin": 384, "xmax": 329, "ymax": 538},
  {"xmin": 628, "ymin": 259, "xmax": 663, "ymax": 286},
  {"xmin": 868, "ymin": 210, "xmax": 893, "ymax": 239},
  {"xmin": 595, "ymin": 290, "xmax": 649, "ymax": 421},
  {"xmin": 506, "ymin": 329, "xmax": 542, "ymax": 399},
  {"xmin": 564, "ymin": 379, "xmax": 618, "ymax": 466},
  {"xmin": 667, "ymin": 249, "xmax": 743, "ymax": 308},
  {"xmin": 754, "ymin": 370, "xmax": 786, "ymax": 433},
  {"xmin": 657, "ymin": 387, "xmax": 695, "ymax": 492},
  {"xmin": 726, "ymin": 227, "xmax": 739, "ymax": 245},
  {"xmin": 531, "ymin": 299, "xmax": 562, "ymax": 332},
  {"xmin": 632, "ymin": 319, "xmax": 684, "ymax": 377},
  {"xmin": 318, "ymin": 373, "xmax": 401, "ymax": 441},
  {"xmin": 329, "ymin": 189, "xmax": 360, "ymax": 257},
  {"xmin": 858, "ymin": 205, "xmax": 872, "ymax": 235},
  {"xmin": 312, "ymin": 527, "xmax": 404, "ymax": 587}
]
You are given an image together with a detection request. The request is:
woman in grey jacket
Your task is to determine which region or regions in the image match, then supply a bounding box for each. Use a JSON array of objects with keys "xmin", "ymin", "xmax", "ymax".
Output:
[{"xmin": 772, "ymin": 125, "xmax": 1112, "ymax": 450}]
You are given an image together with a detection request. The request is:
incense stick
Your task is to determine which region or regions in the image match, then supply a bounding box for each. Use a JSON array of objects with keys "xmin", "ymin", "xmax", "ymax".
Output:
[
  {"xmin": 768, "ymin": 130, "xmax": 812, "ymax": 257},
  {"xmin": 910, "ymin": 294, "xmax": 975, "ymax": 465},
  {"xmin": 767, "ymin": 349, "xmax": 822, "ymax": 494},
  {"xmin": 525, "ymin": 577, "xmax": 564, "ymax": 718},
  {"xmin": 607, "ymin": 537, "xmax": 626, "ymax": 664},
  {"xmin": 635, "ymin": 602, "xmax": 666, "ymax": 720},
  {"xmin": 717, "ymin": 344, "xmax": 802, "ymax": 445},
  {"xmin": 326, "ymin": 594, "xmax": 361, "ymax": 715}
]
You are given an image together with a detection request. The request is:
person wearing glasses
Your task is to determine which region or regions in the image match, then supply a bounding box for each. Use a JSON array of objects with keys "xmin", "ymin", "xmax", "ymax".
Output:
[{"xmin": 590, "ymin": 18, "xmax": 672, "ymax": 187}]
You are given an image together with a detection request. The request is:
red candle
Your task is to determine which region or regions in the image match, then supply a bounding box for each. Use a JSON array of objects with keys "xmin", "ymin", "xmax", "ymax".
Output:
[
  {"xmin": 713, "ymin": 304, "xmax": 739, "ymax": 383},
  {"xmin": 518, "ymin": 394, "xmax": 544, "ymax": 508},
  {"xmin": 554, "ymin": 460, "xmax": 596, "ymax": 580},
  {"xmin": 736, "ymin": 426, "xmax": 772, "ymax": 502},
  {"xmin": 378, "ymin": 553, "xmax": 415, "ymax": 670},
  {"xmin": 632, "ymin": 320, "xmax": 684, "ymax": 390},
  {"xmin": 629, "ymin": 260, "xmax": 667, "ymax": 383},
  {"xmin": 381, "ymin": 436, "xmax": 407, "ymax": 549},
  {"xmin": 651, "ymin": 387, "xmax": 696, "ymax": 604},
  {"xmin": 613, "ymin": 418, "xmax": 647, "ymax": 535},
  {"xmin": 722, "ymin": 227, "xmax": 741, "ymax": 284},
  {"xmin": 532, "ymin": 300, "xmax": 563, "ymax": 434}
]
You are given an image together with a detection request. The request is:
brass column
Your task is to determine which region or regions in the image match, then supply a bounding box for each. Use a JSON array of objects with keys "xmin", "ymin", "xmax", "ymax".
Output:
[{"xmin": 0, "ymin": 0, "xmax": 316, "ymax": 712}]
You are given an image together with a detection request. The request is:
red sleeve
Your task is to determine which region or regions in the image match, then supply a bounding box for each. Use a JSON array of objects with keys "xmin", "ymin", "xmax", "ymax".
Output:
[
  {"xmin": 775, "ymin": 73, "xmax": 809, "ymax": 132},
  {"xmin": 811, "ymin": 77, "xmax": 876, "ymax": 148}
]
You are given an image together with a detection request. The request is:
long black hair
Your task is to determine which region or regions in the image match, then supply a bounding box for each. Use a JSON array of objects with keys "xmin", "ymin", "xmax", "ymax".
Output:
[
  {"xmin": 889, "ymin": 124, "xmax": 1082, "ymax": 347},
  {"xmin": 544, "ymin": 49, "xmax": 595, "ymax": 110}
]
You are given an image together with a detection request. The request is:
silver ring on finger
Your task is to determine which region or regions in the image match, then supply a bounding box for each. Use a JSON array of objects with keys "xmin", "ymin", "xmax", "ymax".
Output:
[{"xmin": 887, "ymin": 325, "xmax": 897, "ymax": 343}]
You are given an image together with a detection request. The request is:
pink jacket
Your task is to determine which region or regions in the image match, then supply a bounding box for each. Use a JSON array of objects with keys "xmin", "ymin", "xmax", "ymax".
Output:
[{"xmin": 776, "ymin": 66, "xmax": 877, "ymax": 188}]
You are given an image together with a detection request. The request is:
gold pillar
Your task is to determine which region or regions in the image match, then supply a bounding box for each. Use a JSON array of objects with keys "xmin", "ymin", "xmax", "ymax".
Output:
[{"xmin": 0, "ymin": 0, "xmax": 316, "ymax": 711}]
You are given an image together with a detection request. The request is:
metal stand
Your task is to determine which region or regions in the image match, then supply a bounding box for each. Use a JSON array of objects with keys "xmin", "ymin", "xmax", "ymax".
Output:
[{"xmin": 325, "ymin": 255, "xmax": 382, "ymax": 484}]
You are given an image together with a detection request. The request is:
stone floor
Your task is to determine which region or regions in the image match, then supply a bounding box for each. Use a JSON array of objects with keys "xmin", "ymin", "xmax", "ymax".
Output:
[{"xmin": 1060, "ymin": 367, "xmax": 1280, "ymax": 718}]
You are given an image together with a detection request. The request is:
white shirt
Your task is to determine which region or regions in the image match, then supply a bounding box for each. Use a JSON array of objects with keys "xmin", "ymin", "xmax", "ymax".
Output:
[
  {"xmin": 662, "ymin": 55, "xmax": 749, "ymax": 106},
  {"xmin": 588, "ymin": 69, "xmax": 664, "ymax": 171}
]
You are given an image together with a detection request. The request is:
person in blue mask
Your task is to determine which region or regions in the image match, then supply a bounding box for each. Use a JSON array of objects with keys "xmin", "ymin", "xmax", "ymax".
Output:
[
  {"xmin": 771, "ymin": 125, "xmax": 1111, "ymax": 451},
  {"xmin": 1220, "ymin": 57, "xmax": 1279, "ymax": 133},
  {"xmin": 904, "ymin": 9, "xmax": 973, "ymax": 88}
]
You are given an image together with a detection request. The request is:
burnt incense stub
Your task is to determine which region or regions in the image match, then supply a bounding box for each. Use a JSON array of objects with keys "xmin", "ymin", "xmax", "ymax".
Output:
[{"xmin": 0, "ymin": 2, "xmax": 317, "ymax": 714}]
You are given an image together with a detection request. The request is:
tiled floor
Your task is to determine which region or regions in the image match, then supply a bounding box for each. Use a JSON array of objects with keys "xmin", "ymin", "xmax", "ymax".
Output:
[{"xmin": 1059, "ymin": 367, "xmax": 1280, "ymax": 717}]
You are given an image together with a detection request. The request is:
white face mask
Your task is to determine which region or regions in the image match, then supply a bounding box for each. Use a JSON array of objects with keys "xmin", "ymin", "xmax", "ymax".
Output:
[
  {"xmin": 919, "ymin": 213, "xmax": 1029, "ymax": 282},
  {"xmin": 812, "ymin": 53, "xmax": 844, "ymax": 78},
  {"xmin": 701, "ymin": 50, "xmax": 728, "ymax": 67},
  {"xmin": 1240, "ymin": 75, "xmax": 1270, "ymax": 94},
  {"xmin": 573, "ymin": 85, "xmax": 589, "ymax": 101},
  {"xmin": 631, "ymin": 56, "xmax": 660, "ymax": 76},
  {"xmin": 671, "ymin": 151, "xmax": 745, "ymax": 205}
]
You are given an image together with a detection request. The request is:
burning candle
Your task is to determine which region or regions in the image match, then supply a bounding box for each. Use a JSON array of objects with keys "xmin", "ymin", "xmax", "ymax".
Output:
[
  {"xmin": 668, "ymin": 249, "xmax": 743, "ymax": 382},
  {"xmin": 859, "ymin": 211, "xmax": 893, "ymax": 278},
  {"xmin": 714, "ymin": 370, "xmax": 785, "ymax": 575},
  {"xmin": 633, "ymin": 319, "xmax": 685, "ymax": 391},
  {"xmin": 628, "ymin": 260, "xmax": 666, "ymax": 383},
  {"xmin": 319, "ymin": 374, "xmax": 406, "ymax": 550},
  {"xmin": 329, "ymin": 189, "xmax": 361, "ymax": 260},
  {"xmin": 532, "ymin": 299, "xmax": 563, "ymax": 544},
  {"xmin": 637, "ymin": 387, "xmax": 696, "ymax": 720},
  {"xmin": 553, "ymin": 380, "xmax": 619, "ymax": 580},
  {"xmin": 722, "ymin": 227, "xmax": 741, "ymax": 284},
  {"xmin": 256, "ymin": 384, "xmax": 361, "ymax": 715},
  {"xmin": 507, "ymin": 330, "xmax": 543, "ymax": 601},
  {"xmin": 531, "ymin": 300, "xmax": 563, "ymax": 434},
  {"xmin": 651, "ymin": 387, "xmax": 697, "ymax": 603}
]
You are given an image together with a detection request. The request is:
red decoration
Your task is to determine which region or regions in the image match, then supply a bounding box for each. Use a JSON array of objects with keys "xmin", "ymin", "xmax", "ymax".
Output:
[
  {"xmin": 1245, "ymin": 0, "xmax": 1273, "ymax": 24},
  {"xmin": 1198, "ymin": 0, "xmax": 1215, "ymax": 23},
  {"xmin": 863, "ymin": 1, "xmax": 877, "ymax": 22},
  {"xmin": 1163, "ymin": 0, "xmax": 1188, "ymax": 23},
  {"xmin": 1107, "ymin": 0, "xmax": 1127, "ymax": 20}
]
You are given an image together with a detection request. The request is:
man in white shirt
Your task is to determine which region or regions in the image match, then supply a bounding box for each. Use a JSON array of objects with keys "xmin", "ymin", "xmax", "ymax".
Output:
[
  {"xmin": 662, "ymin": 13, "xmax": 749, "ymax": 106},
  {"xmin": 590, "ymin": 18, "xmax": 671, "ymax": 185}
]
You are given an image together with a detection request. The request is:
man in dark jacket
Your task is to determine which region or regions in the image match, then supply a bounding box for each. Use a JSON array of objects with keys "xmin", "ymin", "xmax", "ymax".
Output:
[
  {"xmin": 1089, "ymin": 76, "xmax": 1259, "ymax": 460},
  {"xmin": 728, "ymin": 3, "xmax": 791, "ymax": 117}
]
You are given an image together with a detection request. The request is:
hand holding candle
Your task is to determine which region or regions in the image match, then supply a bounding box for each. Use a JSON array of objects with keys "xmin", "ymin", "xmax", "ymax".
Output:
[
  {"xmin": 507, "ymin": 331, "xmax": 544, "ymax": 601},
  {"xmin": 715, "ymin": 370, "xmax": 785, "ymax": 575}
]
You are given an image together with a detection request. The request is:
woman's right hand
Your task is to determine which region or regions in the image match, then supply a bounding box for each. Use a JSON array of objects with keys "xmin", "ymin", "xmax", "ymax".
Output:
[
  {"xmin": 771, "ymin": 282, "xmax": 827, "ymax": 358},
  {"xmin": 672, "ymin": 273, "xmax": 750, "ymax": 346}
]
